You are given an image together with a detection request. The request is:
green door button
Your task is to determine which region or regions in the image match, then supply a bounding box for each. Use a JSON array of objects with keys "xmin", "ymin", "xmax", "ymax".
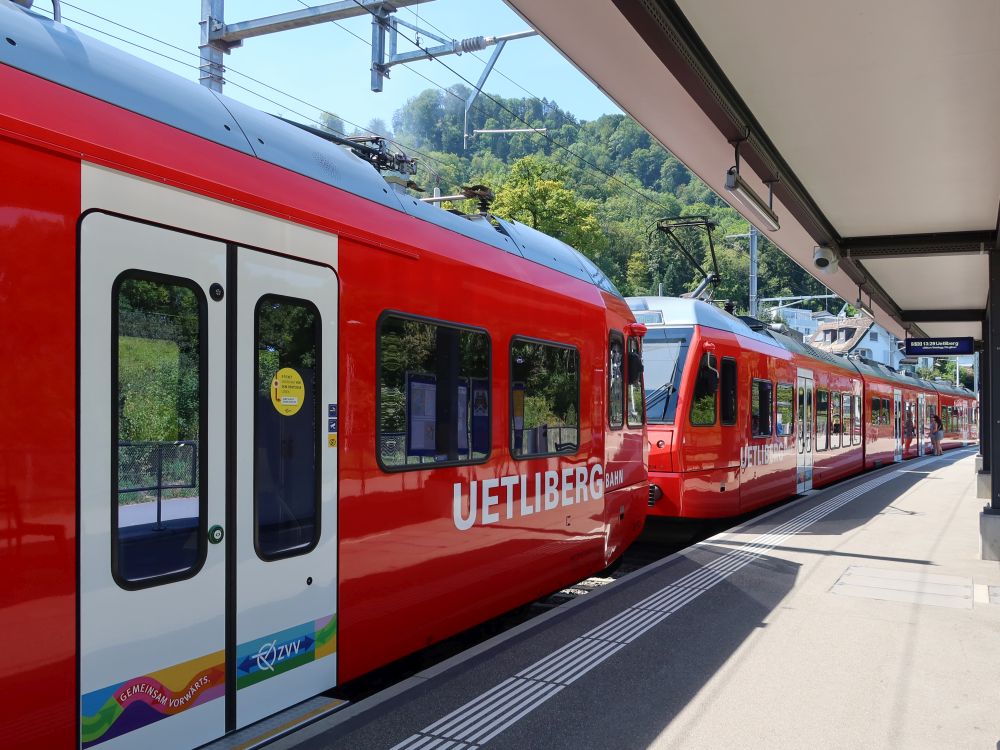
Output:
[{"xmin": 208, "ymin": 524, "xmax": 225, "ymax": 544}]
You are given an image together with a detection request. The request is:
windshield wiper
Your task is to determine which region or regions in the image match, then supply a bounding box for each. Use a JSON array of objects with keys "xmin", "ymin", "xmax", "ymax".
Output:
[
  {"xmin": 646, "ymin": 382, "xmax": 674, "ymax": 421},
  {"xmin": 645, "ymin": 353, "xmax": 682, "ymax": 422}
]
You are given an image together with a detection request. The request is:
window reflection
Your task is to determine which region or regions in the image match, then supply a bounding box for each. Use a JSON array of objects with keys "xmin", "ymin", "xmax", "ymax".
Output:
[
  {"xmin": 378, "ymin": 315, "xmax": 491, "ymax": 468},
  {"xmin": 255, "ymin": 296, "xmax": 320, "ymax": 558},
  {"xmin": 114, "ymin": 274, "xmax": 204, "ymax": 586},
  {"xmin": 608, "ymin": 333, "xmax": 624, "ymax": 429},
  {"xmin": 627, "ymin": 337, "xmax": 645, "ymax": 428},
  {"xmin": 511, "ymin": 339, "xmax": 579, "ymax": 457}
]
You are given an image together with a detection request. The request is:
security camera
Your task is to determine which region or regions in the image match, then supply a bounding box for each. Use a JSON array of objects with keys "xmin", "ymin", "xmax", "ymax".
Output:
[{"xmin": 813, "ymin": 245, "xmax": 838, "ymax": 273}]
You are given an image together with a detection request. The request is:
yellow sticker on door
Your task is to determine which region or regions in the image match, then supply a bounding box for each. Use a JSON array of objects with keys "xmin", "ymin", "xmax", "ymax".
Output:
[{"xmin": 271, "ymin": 367, "xmax": 305, "ymax": 416}]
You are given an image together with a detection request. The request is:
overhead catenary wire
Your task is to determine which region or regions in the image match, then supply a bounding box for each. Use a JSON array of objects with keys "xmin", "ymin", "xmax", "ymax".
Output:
[
  {"xmin": 372, "ymin": 1, "xmax": 831, "ymax": 302},
  {"xmin": 335, "ymin": 0, "xmax": 682, "ymax": 218},
  {"xmin": 53, "ymin": 0, "xmax": 680, "ymax": 215},
  {"xmin": 292, "ymin": 0, "xmax": 467, "ymax": 108},
  {"xmin": 47, "ymin": 0, "xmax": 809, "ymax": 288},
  {"xmin": 402, "ymin": 4, "xmax": 556, "ymax": 110},
  {"xmin": 46, "ymin": 1, "xmax": 454, "ymax": 182}
]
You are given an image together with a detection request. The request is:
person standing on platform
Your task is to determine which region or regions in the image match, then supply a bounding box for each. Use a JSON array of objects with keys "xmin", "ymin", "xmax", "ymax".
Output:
[
  {"xmin": 930, "ymin": 413, "xmax": 944, "ymax": 456},
  {"xmin": 904, "ymin": 410, "xmax": 915, "ymax": 452}
]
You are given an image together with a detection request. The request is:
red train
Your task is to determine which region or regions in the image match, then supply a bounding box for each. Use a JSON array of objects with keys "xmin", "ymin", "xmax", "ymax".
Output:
[
  {"xmin": 0, "ymin": 6, "xmax": 648, "ymax": 749},
  {"xmin": 631, "ymin": 296, "xmax": 977, "ymax": 519}
]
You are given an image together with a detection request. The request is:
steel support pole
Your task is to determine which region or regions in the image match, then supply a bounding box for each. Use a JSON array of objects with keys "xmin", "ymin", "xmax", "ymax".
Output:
[
  {"xmin": 982, "ymin": 262, "xmax": 1000, "ymax": 560},
  {"xmin": 371, "ymin": 7, "xmax": 389, "ymax": 93},
  {"xmin": 199, "ymin": 0, "xmax": 226, "ymax": 92},
  {"xmin": 988, "ymin": 249, "xmax": 1000, "ymax": 509},
  {"xmin": 463, "ymin": 39, "xmax": 507, "ymax": 149},
  {"xmin": 983, "ymin": 303, "xmax": 992, "ymax": 472}
]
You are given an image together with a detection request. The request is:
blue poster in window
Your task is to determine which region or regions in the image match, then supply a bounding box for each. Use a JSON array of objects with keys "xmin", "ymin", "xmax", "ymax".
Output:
[
  {"xmin": 471, "ymin": 378, "xmax": 489, "ymax": 454},
  {"xmin": 406, "ymin": 373, "xmax": 437, "ymax": 457}
]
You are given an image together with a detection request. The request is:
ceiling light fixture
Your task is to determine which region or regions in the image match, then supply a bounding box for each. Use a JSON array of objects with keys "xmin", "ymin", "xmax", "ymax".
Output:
[
  {"xmin": 856, "ymin": 283, "xmax": 874, "ymax": 317},
  {"xmin": 724, "ymin": 137, "xmax": 780, "ymax": 232},
  {"xmin": 725, "ymin": 168, "xmax": 780, "ymax": 232}
]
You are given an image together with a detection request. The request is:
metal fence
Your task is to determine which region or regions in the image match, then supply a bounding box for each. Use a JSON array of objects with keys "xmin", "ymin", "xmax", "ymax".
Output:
[{"xmin": 118, "ymin": 440, "xmax": 198, "ymax": 526}]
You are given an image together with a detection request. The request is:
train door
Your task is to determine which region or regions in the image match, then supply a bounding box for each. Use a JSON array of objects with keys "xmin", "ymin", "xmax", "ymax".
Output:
[
  {"xmin": 796, "ymin": 369, "xmax": 813, "ymax": 492},
  {"xmin": 917, "ymin": 393, "xmax": 926, "ymax": 456},
  {"xmin": 79, "ymin": 213, "xmax": 338, "ymax": 750},
  {"xmin": 235, "ymin": 249, "xmax": 339, "ymax": 728},
  {"xmin": 893, "ymin": 389, "xmax": 903, "ymax": 462}
]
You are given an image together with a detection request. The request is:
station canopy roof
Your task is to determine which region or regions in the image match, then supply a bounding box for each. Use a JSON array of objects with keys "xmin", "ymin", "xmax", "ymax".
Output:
[{"xmin": 506, "ymin": 0, "xmax": 1000, "ymax": 342}]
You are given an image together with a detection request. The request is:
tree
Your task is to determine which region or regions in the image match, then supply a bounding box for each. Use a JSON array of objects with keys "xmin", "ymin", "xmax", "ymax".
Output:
[
  {"xmin": 363, "ymin": 117, "xmax": 393, "ymax": 140},
  {"xmin": 393, "ymin": 89, "xmax": 446, "ymax": 150},
  {"xmin": 320, "ymin": 111, "xmax": 345, "ymax": 136},
  {"xmin": 492, "ymin": 156, "xmax": 606, "ymax": 262},
  {"xmin": 385, "ymin": 86, "xmax": 837, "ymax": 309}
]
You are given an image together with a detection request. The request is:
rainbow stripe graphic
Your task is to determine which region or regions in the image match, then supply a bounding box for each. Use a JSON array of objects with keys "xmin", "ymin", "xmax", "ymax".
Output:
[
  {"xmin": 80, "ymin": 650, "xmax": 224, "ymax": 748},
  {"xmin": 236, "ymin": 615, "xmax": 337, "ymax": 690},
  {"xmin": 79, "ymin": 616, "xmax": 335, "ymax": 745}
]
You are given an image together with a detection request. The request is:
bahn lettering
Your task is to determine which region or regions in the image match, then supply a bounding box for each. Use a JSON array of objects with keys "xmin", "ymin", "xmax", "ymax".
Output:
[
  {"xmin": 605, "ymin": 469, "xmax": 624, "ymax": 489},
  {"xmin": 453, "ymin": 465, "xmax": 605, "ymax": 531}
]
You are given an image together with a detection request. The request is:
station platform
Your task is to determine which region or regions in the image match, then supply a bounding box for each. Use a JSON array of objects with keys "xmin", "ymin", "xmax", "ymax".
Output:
[{"xmin": 273, "ymin": 448, "xmax": 999, "ymax": 750}]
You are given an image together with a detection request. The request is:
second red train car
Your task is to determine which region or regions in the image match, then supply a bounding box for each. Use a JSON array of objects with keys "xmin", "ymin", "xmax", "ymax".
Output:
[{"xmin": 630, "ymin": 297, "xmax": 976, "ymax": 519}]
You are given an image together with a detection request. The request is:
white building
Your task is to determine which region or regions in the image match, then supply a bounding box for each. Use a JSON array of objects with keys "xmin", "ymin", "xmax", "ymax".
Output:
[
  {"xmin": 769, "ymin": 307, "xmax": 832, "ymax": 340},
  {"xmin": 808, "ymin": 316, "xmax": 904, "ymax": 368}
]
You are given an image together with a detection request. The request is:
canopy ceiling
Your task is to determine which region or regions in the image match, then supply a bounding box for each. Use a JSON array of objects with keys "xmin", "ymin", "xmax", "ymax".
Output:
[{"xmin": 506, "ymin": 0, "xmax": 1000, "ymax": 342}]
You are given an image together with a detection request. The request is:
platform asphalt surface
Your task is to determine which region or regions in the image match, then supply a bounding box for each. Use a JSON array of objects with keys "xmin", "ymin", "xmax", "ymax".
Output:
[{"xmin": 275, "ymin": 449, "xmax": 999, "ymax": 749}]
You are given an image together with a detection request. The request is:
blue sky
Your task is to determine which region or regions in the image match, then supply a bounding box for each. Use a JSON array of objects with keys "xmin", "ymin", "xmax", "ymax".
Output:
[{"xmin": 47, "ymin": 0, "xmax": 620, "ymax": 135}]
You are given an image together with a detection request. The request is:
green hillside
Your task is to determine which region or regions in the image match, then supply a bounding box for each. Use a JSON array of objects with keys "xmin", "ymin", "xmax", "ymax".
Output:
[{"xmin": 348, "ymin": 85, "xmax": 834, "ymax": 313}]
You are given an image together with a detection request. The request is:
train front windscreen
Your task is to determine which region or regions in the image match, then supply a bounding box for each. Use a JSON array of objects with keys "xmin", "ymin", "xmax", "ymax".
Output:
[{"xmin": 643, "ymin": 327, "xmax": 693, "ymax": 424}]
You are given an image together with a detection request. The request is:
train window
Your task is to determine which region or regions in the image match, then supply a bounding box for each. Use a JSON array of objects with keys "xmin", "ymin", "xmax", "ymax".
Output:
[
  {"xmin": 842, "ymin": 394, "xmax": 853, "ymax": 446},
  {"xmin": 608, "ymin": 331, "xmax": 625, "ymax": 430},
  {"xmin": 626, "ymin": 337, "xmax": 645, "ymax": 428},
  {"xmin": 751, "ymin": 379, "xmax": 773, "ymax": 436},
  {"xmin": 871, "ymin": 396, "xmax": 880, "ymax": 425},
  {"xmin": 829, "ymin": 391, "xmax": 841, "ymax": 449},
  {"xmin": 644, "ymin": 327, "xmax": 693, "ymax": 424},
  {"xmin": 852, "ymin": 395, "xmax": 862, "ymax": 445},
  {"xmin": 378, "ymin": 314, "xmax": 491, "ymax": 470},
  {"xmin": 689, "ymin": 353, "xmax": 718, "ymax": 426},
  {"xmin": 113, "ymin": 273, "xmax": 206, "ymax": 588},
  {"xmin": 881, "ymin": 398, "xmax": 890, "ymax": 426},
  {"xmin": 255, "ymin": 296, "xmax": 321, "ymax": 559},
  {"xmin": 720, "ymin": 357, "xmax": 737, "ymax": 426},
  {"xmin": 511, "ymin": 338, "xmax": 579, "ymax": 458},
  {"xmin": 815, "ymin": 389, "xmax": 828, "ymax": 451},
  {"xmin": 776, "ymin": 383, "xmax": 794, "ymax": 436}
]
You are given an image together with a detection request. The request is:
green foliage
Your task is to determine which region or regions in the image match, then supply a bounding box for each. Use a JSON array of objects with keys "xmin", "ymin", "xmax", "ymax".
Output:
[
  {"xmin": 391, "ymin": 87, "xmax": 830, "ymax": 303},
  {"xmin": 918, "ymin": 359, "xmax": 974, "ymax": 389},
  {"xmin": 491, "ymin": 156, "xmax": 606, "ymax": 263},
  {"xmin": 689, "ymin": 394, "xmax": 716, "ymax": 425},
  {"xmin": 118, "ymin": 336, "xmax": 188, "ymax": 441},
  {"xmin": 117, "ymin": 279, "xmax": 200, "ymax": 442},
  {"xmin": 320, "ymin": 111, "xmax": 345, "ymax": 136}
]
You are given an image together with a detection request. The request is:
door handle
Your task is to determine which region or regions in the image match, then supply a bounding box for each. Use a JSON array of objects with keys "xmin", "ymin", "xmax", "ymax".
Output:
[{"xmin": 208, "ymin": 524, "xmax": 225, "ymax": 544}]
